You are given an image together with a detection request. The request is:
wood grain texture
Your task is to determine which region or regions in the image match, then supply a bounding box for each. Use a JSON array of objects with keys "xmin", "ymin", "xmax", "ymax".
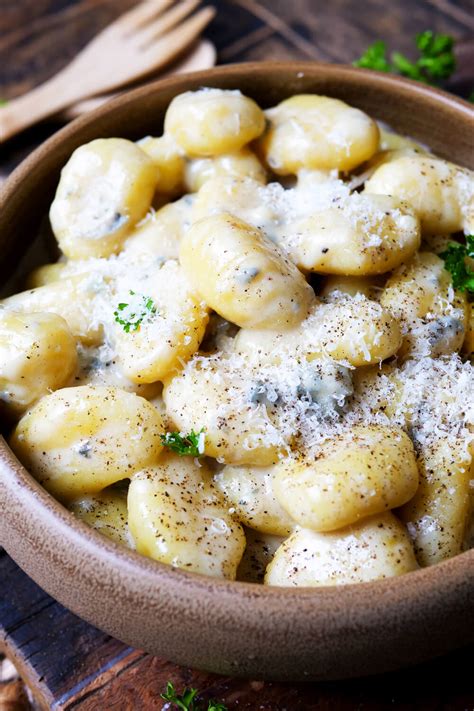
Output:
[
  {"xmin": 3, "ymin": 551, "xmax": 474, "ymax": 710},
  {"xmin": 1, "ymin": 0, "xmax": 474, "ymax": 709}
]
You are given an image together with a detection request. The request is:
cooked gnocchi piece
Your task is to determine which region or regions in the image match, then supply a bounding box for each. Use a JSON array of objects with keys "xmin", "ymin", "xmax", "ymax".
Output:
[
  {"xmin": 257, "ymin": 95, "xmax": 380, "ymax": 173},
  {"xmin": 319, "ymin": 274, "xmax": 384, "ymax": 300},
  {"xmin": 163, "ymin": 353, "xmax": 285, "ymax": 466},
  {"xmin": 128, "ymin": 454, "xmax": 245, "ymax": 578},
  {"xmin": 184, "ymin": 149, "xmax": 266, "ymax": 193},
  {"xmin": 25, "ymin": 262, "xmax": 69, "ymax": 289},
  {"xmin": 278, "ymin": 193, "xmax": 420, "ymax": 275},
  {"xmin": 399, "ymin": 438, "xmax": 472, "ymax": 567},
  {"xmin": 164, "ymin": 88, "xmax": 265, "ymax": 157},
  {"xmin": 10, "ymin": 386, "xmax": 165, "ymax": 501},
  {"xmin": 234, "ymin": 295, "xmax": 402, "ymax": 367},
  {"xmin": 215, "ymin": 464, "xmax": 295, "ymax": 536},
  {"xmin": 192, "ymin": 176, "xmax": 282, "ymax": 237},
  {"xmin": 68, "ymin": 486, "xmax": 131, "ymax": 547},
  {"xmin": 137, "ymin": 134, "xmax": 185, "ymax": 197},
  {"xmin": 273, "ymin": 426, "xmax": 419, "ymax": 531},
  {"xmin": 73, "ymin": 343, "xmax": 161, "ymax": 399},
  {"xmin": 5, "ymin": 88, "xmax": 473, "ymax": 586},
  {"xmin": 265, "ymin": 513, "xmax": 419, "ymax": 587},
  {"xmin": 0, "ymin": 310, "xmax": 77, "ymax": 416},
  {"xmin": 377, "ymin": 125, "xmax": 428, "ymax": 153},
  {"xmin": 50, "ymin": 138, "xmax": 157, "ymax": 259},
  {"xmin": 179, "ymin": 213, "xmax": 314, "ymax": 329},
  {"xmin": 112, "ymin": 260, "xmax": 209, "ymax": 383},
  {"xmin": 122, "ymin": 195, "xmax": 194, "ymax": 261},
  {"xmin": 380, "ymin": 252, "xmax": 468, "ymax": 358},
  {"xmin": 1, "ymin": 274, "xmax": 108, "ymax": 346},
  {"xmin": 365, "ymin": 155, "xmax": 474, "ymax": 234}
]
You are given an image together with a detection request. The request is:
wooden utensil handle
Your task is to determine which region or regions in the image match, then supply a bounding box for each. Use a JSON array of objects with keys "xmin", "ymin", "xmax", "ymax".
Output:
[{"xmin": 0, "ymin": 69, "xmax": 80, "ymax": 142}]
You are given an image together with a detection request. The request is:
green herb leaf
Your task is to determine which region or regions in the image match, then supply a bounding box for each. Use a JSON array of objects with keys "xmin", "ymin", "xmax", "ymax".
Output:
[
  {"xmin": 0, "ymin": 98, "xmax": 8, "ymax": 107},
  {"xmin": 160, "ymin": 429, "xmax": 206, "ymax": 457},
  {"xmin": 160, "ymin": 682, "xmax": 228, "ymax": 711},
  {"xmin": 353, "ymin": 40, "xmax": 391, "ymax": 72},
  {"xmin": 161, "ymin": 681, "xmax": 198, "ymax": 710},
  {"xmin": 468, "ymin": 90, "xmax": 474, "ymax": 103},
  {"xmin": 391, "ymin": 51, "xmax": 426, "ymax": 82},
  {"xmin": 353, "ymin": 30, "xmax": 456, "ymax": 85},
  {"xmin": 113, "ymin": 290, "xmax": 157, "ymax": 333},
  {"xmin": 440, "ymin": 235, "xmax": 474, "ymax": 293},
  {"xmin": 160, "ymin": 428, "xmax": 205, "ymax": 457}
]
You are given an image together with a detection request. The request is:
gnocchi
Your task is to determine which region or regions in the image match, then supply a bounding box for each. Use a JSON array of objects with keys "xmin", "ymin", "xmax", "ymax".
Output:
[
  {"xmin": 234, "ymin": 295, "xmax": 402, "ymax": 367},
  {"xmin": 138, "ymin": 134, "xmax": 185, "ymax": 197},
  {"xmin": 215, "ymin": 464, "xmax": 295, "ymax": 536},
  {"xmin": 365, "ymin": 155, "xmax": 474, "ymax": 235},
  {"xmin": 10, "ymin": 386, "xmax": 164, "ymax": 501},
  {"xmin": 50, "ymin": 138, "xmax": 157, "ymax": 258},
  {"xmin": 380, "ymin": 252, "xmax": 468, "ymax": 358},
  {"xmin": 0, "ymin": 310, "xmax": 77, "ymax": 416},
  {"xmin": 128, "ymin": 454, "xmax": 245, "ymax": 578},
  {"xmin": 179, "ymin": 213, "xmax": 314, "ymax": 329},
  {"xmin": 184, "ymin": 149, "xmax": 266, "ymax": 193},
  {"xmin": 273, "ymin": 426, "xmax": 419, "ymax": 531},
  {"xmin": 165, "ymin": 88, "xmax": 265, "ymax": 157},
  {"xmin": 265, "ymin": 513, "xmax": 419, "ymax": 587},
  {"xmin": 257, "ymin": 95, "xmax": 379, "ymax": 174},
  {"xmin": 68, "ymin": 486, "xmax": 131, "ymax": 547},
  {"xmin": 4, "ymin": 87, "xmax": 473, "ymax": 588},
  {"xmin": 277, "ymin": 193, "xmax": 420, "ymax": 275}
]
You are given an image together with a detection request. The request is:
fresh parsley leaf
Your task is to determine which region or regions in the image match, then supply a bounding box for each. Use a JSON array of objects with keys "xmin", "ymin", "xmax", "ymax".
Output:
[
  {"xmin": 160, "ymin": 681, "xmax": 228, "ymax": 711},
  {"xmin": 440, "ymin": 235, "xmax": 474, "ymax": 293},
  {"xmin": 391, "ymin": 51, "xmax": 426, "ymax": 82},
  {"xmin": 0, "ymin": 98, "xmax": 8, "ymax": 107},
  {"xmin": 415, "ymin": 30, "xmax": 455, "ymax": 80},
  {"xmin": 161, "ymin": 681, "xmax": 198, "ymax": 710},
  {"xmin": 353, "ymin": 40, "xmax": 391, "ymax": 72},
  {"xmin": 113, "ymin": 290, "xmax": 156, "ymax": 332},
  {"xmin": 468, "ymin": 90, "xmax": 474, "ymax": 104},
  {"xmin": 160, "ymin": 429, "xmax": 205, "ymax": 457},
  {"xmin": 353, "ymin": 30, "xmax": 456, "ymax": 85}
]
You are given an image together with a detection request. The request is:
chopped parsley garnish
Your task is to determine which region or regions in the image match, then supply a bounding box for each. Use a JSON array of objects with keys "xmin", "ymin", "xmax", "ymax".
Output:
[
  {"xmin": 354, "ymin": 31, "xmax": 456, "ymax": 85},
  {"xmin": 440, "ymin": 235, "xmax": 474, "ymax": 293},
  {"xmin": 161, "ymin": 681, "xmax": 227, "ymax": 711},
  {"xmin": 160, "ymin": 429, "xmax": 205, "ymax": 457},
  {"xmin": 113, "ymin": 290, "xmax": 156, "ymax": 332},
  {"xmin": 353, "ymin": 40, "xmax": 392, "ymax": 73}
]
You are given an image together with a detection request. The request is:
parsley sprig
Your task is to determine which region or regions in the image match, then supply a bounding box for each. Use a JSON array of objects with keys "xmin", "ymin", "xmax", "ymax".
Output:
[
  {"xmin": 161, "ymin": 681, "xmax": 227, "ymax": 711},
  {"xmin": 160, "ymin": 429, "xmax": 205, "ymax": 457},
  {"xmin": 354, "ymin": 30, "xmax": 456, "ymax": 85},
  {"xmin": 440, "ymin": 235, "xmax": 474, "ymax": 293},
  {"xmin": 114, "ymin": 290, "xmax": 157, "ymax": 333}
]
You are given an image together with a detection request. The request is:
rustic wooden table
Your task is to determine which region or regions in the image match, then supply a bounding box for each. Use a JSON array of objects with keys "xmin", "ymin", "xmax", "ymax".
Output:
[{"xmin": 1, "ymin": 1, "xmax": 474, "ymax": 709}]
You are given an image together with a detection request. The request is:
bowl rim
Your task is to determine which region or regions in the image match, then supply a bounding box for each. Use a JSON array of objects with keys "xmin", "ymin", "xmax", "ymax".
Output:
[
  {"xmin": 1, "ymin": 60, "xmax": 474, "ymax": 607},
  {"xmin": 2, "ymin": 61, "xmax": 473, "ymax": 204}
]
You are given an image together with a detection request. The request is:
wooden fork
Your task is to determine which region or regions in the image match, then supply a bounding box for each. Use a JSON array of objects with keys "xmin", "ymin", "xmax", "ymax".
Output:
[
  {"xmin": 61, "ymin": 38, "xmax": 217, "ymax": 120},
  {"xmin": 0, "ymin": 0, "xmax": 215, "ymax": 142}
]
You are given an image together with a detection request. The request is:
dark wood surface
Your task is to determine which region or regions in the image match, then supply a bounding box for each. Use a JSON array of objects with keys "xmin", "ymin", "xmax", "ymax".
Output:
[{"xmin": 1, "ymin": 1, "xmax": 474, "ymax": 709}]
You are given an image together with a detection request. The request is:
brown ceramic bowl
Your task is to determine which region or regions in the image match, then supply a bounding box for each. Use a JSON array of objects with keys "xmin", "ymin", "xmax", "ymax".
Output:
[{"xmin": 1, "ymin": 63, "xmax": 474, "ymax": 682}]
